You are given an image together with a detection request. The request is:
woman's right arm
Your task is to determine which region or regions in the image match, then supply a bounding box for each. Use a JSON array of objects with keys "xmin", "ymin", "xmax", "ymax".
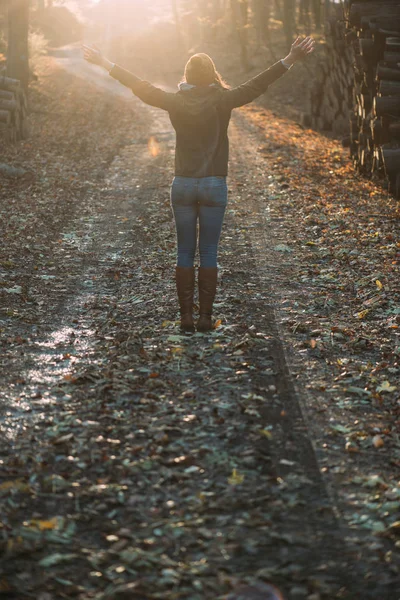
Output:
[{"xmin": 82, "ymin": 45, "xmax": 176, "ymax": 112}]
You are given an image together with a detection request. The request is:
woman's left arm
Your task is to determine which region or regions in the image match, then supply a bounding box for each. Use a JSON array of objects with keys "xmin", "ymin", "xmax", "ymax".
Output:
[
  {"xmin": 280, "ymin": 35, "xmax": 316, "ymax": 68},
  {"xmin": 83, "ymin": 45, "xmax": 177, "ymax": 112},
  {"xmin": 221, "ymin": 36, "xmax": 315, "ymax": 110}
]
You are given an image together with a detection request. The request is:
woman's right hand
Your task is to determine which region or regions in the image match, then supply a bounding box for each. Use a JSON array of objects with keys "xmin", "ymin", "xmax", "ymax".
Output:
[{"xmin": 83, "ymin": 44, "xmax": 104, "ymax": 67}]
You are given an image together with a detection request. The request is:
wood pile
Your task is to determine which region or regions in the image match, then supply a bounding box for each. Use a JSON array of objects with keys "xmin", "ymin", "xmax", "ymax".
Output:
[
  {"xmin": 0, "ymin": 75, "xmax": 28, "ymax": 144},
  {"xmin": 306, "ymin": 0, "xmax": 400, "ymax": 198},
  {"xmin": 306, "ymin": 13, "xmax": 354, "ymax": 136},
  {"xmin": 345, "ymin": 0, "xmax": 400, "ymax": 197}
]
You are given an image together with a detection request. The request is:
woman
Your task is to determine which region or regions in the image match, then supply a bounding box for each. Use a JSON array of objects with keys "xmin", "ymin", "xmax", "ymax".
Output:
[{"xmin": 83, "ymin": 36, "xmax": 314, "ymax": 332}]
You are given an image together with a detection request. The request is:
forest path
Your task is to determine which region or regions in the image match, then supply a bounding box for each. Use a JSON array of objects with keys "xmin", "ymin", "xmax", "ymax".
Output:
[{"xmin": 0, "ymin": 50, "xmax": 398, "ymax": 600}]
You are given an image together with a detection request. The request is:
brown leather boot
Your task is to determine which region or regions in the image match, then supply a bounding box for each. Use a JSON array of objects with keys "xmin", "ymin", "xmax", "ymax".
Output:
[
  {"xmin": 196, "ymin": 267, "xmax": 218, "ymax": 332},
  {"xmin": 175, "ymin": 266, "xmax": 195, "ymax": 332}
]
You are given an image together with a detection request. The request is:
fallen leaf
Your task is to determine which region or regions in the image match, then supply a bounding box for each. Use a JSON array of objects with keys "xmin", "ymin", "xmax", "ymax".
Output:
[
  {"xmin": 228, "ymin": 469, "xmax": 244, "ymax": 485},
  {"xmin": 376, "ymin": 381, "xmax": 397, "ymax": 393},
  {"xmin": 38, "ymin": 553, "xmax": 78, "ymax": 567},
  {"xmin": 357, "ymin": 309, "xmax": 369, "ymax": 319},
  {"xmin": 52, "ymin": 433, "xmax": 74, "ymax": 445},
  {"xmin": 258, "ymin": 428, "xmax": 273, "ymax": 439},
  {"xmin": 371, "ymin": 435, "xmax": 384, "ymax": 449},
  {"xmin": 274, "ymin": 244, "xmax": 293, "ymax": 253},
  {"xmin": 29, "ymin": 517, "xmax": 60, "ymax": 531},
  {"xmin": 0, "ymin": 480, "xmax": 31, "ymax": 493}
]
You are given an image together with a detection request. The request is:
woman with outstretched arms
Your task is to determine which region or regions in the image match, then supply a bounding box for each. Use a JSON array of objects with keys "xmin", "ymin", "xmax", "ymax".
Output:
[{"xmin": 83, "ymin": 36, "xmax": 314, "ymax": 332}]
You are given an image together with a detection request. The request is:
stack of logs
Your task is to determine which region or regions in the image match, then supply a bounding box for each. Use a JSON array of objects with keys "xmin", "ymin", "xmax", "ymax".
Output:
[
  {"xmin": 306, "ymin": 12, "xmax": 354, "ymax": 136},
  {"xmin": 0, "ymin": 76, "xmax": 28, "ymax": 143},
  {"xmin": 346, "ymin": 0, "xmax": 400, "ymax": 197}
]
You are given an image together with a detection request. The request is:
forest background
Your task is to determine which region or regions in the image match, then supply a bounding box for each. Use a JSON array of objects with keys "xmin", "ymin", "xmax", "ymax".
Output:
[{"xmin": 0, "ymin": 0, "xmax": 337, "ymax": 124}]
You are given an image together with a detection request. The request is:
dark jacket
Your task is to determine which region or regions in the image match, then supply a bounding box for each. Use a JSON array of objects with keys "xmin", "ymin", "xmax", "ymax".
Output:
[{"xmin": 109, "ymin": 61, "xmax": 288, "ymax": 178}]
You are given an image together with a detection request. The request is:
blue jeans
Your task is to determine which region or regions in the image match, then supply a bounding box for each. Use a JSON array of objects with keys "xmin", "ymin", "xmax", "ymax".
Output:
[{"xmin": 170, "ymin": 176, "xmax": 228, "ymax": 268}]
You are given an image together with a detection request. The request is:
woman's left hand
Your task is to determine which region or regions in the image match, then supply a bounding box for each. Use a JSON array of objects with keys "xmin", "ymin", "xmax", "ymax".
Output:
[{"xmin": 285, "ymin": 36, "xmax": 315, "ymax": 65}]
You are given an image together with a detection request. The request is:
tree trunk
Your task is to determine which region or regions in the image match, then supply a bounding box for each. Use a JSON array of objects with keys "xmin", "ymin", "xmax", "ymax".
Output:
[
  {"xmin": 379, "ymin": 80, "xmax": 400, "ymax": 96},
  {"xmin": 312, "ymin": 0, "xmax": 321, "ymax": 30},
  {"xmin": 0, "ymin": 75, "xmax": 21, "ymax": 92},
  {"xmin": 273, "ymin": 0, "xmax": 283, "ymax": 22},
  {"xmin": 0, "ymin": 89, "xmax": 15, "ymax": 101},
  {"xmin": 324, "ymin": 0, "xmax": 330, "ymax": 20},
  {"xmin": 368, "ymin": 16, "xmax": 400, "ymax": 34},
  {"xmin": 208, "ymin": 0, "xmax": 224, "ymax": 42},
  {"xmin": 253, "ymin": 0, "xmax": 271, "ymax": 46},
  {"xmin": 283, "ymin": 0, "xmax": 295, "ymax": 47},
  {"xmin": 382, "ymin": 148, "xmax": 400, "ymax": 177},
  {"xmin": 196, "ymin": 0, "xmax": 208, "ymax": 42},
  {"xmin": 349, "ymin": 4, "xmax": 400, "ymax": 29},
  {"xmin": 171, "ymin": 0, "xmax": 186, "ymax": 51},
  {"xmin": 0, "ymin": 109, "xmax": 12, "ymax": 124},
  {"xmin": 384, "ymin": 51, "xmax": 400, "ymax": 66},
  {"xmin": 299, "ymin": 0, "xmax": 311, "ymax": 28},
  {"xmin": 211, "ymin": 0, "xmax": 224, "ymax": 21},
  {"xmin": 7, "ymin": 0, "xmax": 30, "ymax": 92},
  {"xmin": 376, "ymin": 64, "xmax": 400, "ymax": 82},
  {"xmin": 389, "ymin": 122, "xmax": 400, "ymax": 140},
  {"xmin": 0, "ymin": 98, "xmax": 18, "ymax": 112},
  {"xmin": 230, "ymin": 0, "xmax": 249, "ymax": 70},
  {"xmin": 374, "ymin": 96, "xmax": 400, "ymax": 118}
]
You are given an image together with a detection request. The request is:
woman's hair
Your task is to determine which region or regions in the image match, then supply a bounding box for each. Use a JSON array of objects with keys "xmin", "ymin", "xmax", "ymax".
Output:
[{"xmin": 183, "ymin": 53, "xmax": 229, "ymax": 89}]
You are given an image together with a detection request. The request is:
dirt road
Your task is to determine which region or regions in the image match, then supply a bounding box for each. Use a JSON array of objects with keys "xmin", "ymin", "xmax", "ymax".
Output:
[{"xmin": 0, "ymin": 49, "xmax": 399, "ymax": 600}]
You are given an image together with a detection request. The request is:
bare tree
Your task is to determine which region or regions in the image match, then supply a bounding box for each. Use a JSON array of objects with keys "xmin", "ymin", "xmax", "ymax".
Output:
[
  {"xmin": 195, "ymin": 0, "xmax": 209, "ymax": 43},
  {"xmin": 299, "ymin": 0, "xmax": 311, "ymax": 29},
  {"xmin": 208, "ymin": 0, "xmax": 225, "ymax": 42},
  {"xmin": 253, "ymin": 0, "xmax": 271, "ymax": 47},
  {"xmin": 283, "ymin": 0, "xmax": 295, "ymax": 47},
  {"xmin": 230, "ymin": 0, "xmax": 250, "ymax": 70},
  {"xmin": 171, "ymin": 0, "xmax": 186, "ymax": 50},
  {"xmin": 7, "ymin": 0, "xmax": 30, "ymax": 91},
  {"xmin": 312, "ymin": 0, "xmax": 321, "ymax": 30},
  {"xmin": 273, "ymin": 0, "xmax": 283, "ymax": 22}
]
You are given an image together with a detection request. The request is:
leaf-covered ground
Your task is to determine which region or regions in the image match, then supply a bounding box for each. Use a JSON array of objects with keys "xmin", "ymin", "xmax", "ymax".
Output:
[
  {"xmin": 0, "ymin": 55, "xmax": 399, "ymax": 600},
  {"xmin": 233, "ymin": 105, "xmax": 400, "ymax": 541}
]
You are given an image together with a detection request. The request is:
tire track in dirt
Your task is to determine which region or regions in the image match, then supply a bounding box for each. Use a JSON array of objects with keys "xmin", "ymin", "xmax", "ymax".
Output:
[
  {"xmin": 228, "ymin": 113, "xmax": 330, "ymax": 483},
  {"xmin": 227, "ymin": 111, "xmax": 398, "ymax": 597}
]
